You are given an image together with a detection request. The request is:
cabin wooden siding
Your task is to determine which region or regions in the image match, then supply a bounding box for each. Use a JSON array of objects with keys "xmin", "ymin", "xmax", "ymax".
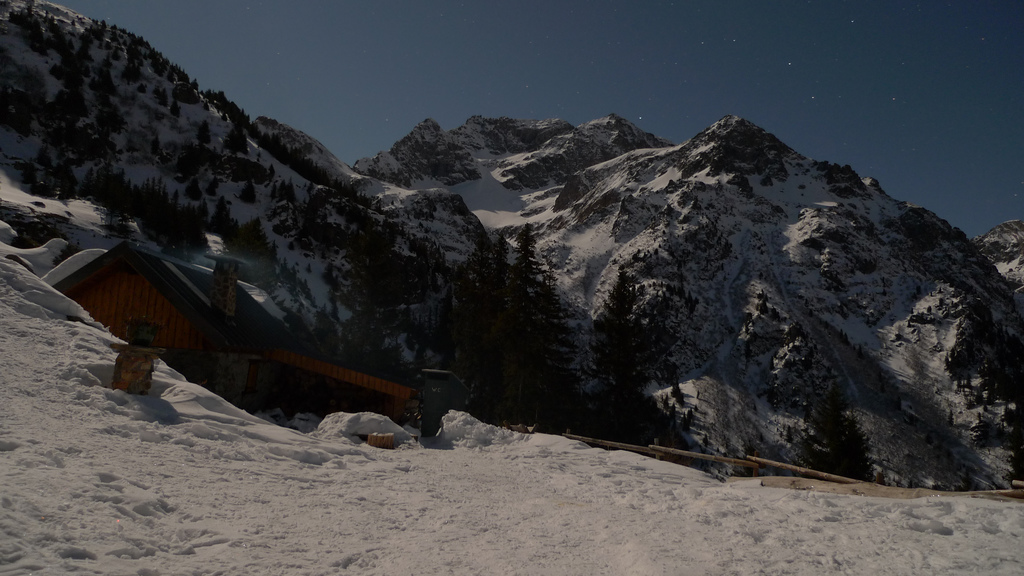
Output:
[
  {"xmin": 65, "ymin": 261, "xmax": 208, "ymax": 350},
  {"xmin": 55, "ymin": 244, "xmax": 418, "ymax": 422}
]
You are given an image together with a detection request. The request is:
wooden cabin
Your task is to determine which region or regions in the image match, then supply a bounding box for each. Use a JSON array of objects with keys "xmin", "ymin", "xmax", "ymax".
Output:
[{"xmin": 51, "ymin": 241, "xmax": 415, "ymax": 421}]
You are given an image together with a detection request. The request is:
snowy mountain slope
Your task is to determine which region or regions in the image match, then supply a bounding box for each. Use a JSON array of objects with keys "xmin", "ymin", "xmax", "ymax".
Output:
[
  {"xmin": 251, "ymin": 115, "xmax": 487, "ymax": 262},
  {"xmin": 975, "ymin": 219, "xmax": 1024, "ymax": 290},
  {"xmin": 522, "ymin": 116, "xmax": 1024, "ymax": 488},
  {"xmin": 251, "ymin": 115, "xmax": 369, "ymax": 190},
  {"xmin": 2, "ymin": 250, "xmax": 1024, "ymax": 575},
  {"xmin": 0, "ymin": 0, "xmax": 482, "ymax": 367},
  {"xmin": 362, "ymin": 112, "xmax": 1024, "ymax": 488}
]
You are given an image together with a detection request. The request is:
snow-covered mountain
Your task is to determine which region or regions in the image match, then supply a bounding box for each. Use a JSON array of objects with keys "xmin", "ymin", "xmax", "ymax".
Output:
[
  {"xmin": 3, "ymin": 1, "xmax": 1023, "ymax": 490},
  {"xmin": 354, "ymin": 113, "xmax": 672, "ymax": 193},
  {"xmin": 356, "ymin": 114, "xmax": 1024, "ymax": 489},
  {"xmin": 975, "ymin": 220, "xmax": 1024, "ymax": 291}
]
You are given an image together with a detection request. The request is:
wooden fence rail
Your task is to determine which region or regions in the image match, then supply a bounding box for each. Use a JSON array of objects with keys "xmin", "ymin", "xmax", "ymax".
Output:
[
  {"xmin": 743, "ymin": 455, "xmax": 864, "ymax": 484},
  {"xmin": 564, "ymin": 433, "xmax": 1024, "ymax": 499},
  {"xmin": 649, "ymin": 445, "xmax": 760, "ymax": 476},
  {"xmin": 562, "ymin": 433, "xmax": 662, "ymax": 458},
  {"xmin": 563, "ymin": 433, "xmax": 759, "ymax": 475}
]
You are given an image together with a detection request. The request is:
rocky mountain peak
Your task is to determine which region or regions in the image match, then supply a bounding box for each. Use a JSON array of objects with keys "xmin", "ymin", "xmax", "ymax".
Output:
[
  {"xmin": 676, "ymin": 115, "xmax": 798, "ymax": 182},
  {"xmin": 353, "ymin": 118, "xmax": 479, "ymax": 188},
  {"xmin": 453, "ymin": 116, "xmax": 574, "ymax": 155},
  {"xmin": 974, "ymin": 220, "xmax": 1024, "ymax": 290},
  {"xmin": 574, "ymin": 113, "xmax": 674, "ymax": 150}
]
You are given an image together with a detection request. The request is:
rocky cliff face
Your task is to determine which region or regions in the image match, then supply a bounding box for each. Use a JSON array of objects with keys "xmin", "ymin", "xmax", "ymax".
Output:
[
  {"xmin": 525, "ymin": 115, "xmax": 1024, "ymax": 488},
  {"xmin": 353, "ymin": 113, "xmax": 672, "ymax": 192},
  {"xmin": 975, "ymin": 220, "xmax": 1024, "ymax": 290}
]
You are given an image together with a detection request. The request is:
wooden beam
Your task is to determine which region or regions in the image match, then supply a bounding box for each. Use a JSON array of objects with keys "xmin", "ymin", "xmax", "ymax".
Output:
[
  {"xmin": 745, "ymin": 455, "xmax": 863, "ymax": 484},
  {"xmin": 563, "ymin": 433, "xmax": 661, "ymax": 457},
  {"xmin": 970, "ymin": 489, "xmax": 1024, "ymax": 500},
  {"xmin": 1012, "ymin": 480, "xmax": 1024, "ymax": 490},
  {"xmin": 649, "ymin": 445, "xmax": 760, "ymax": 469}
]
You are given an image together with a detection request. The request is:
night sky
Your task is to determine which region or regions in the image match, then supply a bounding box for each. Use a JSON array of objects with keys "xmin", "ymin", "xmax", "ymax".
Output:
[{"xmin": 54, "ymin": 1, "xmax": 1023, "ymax": 237}]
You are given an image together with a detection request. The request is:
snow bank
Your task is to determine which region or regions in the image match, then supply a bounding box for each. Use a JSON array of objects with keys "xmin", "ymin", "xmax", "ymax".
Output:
[
  {"xmin": 0, "ymin": 258, "xmax": 98, "ymax": 324},
  {"xmin": 0, "ymin": 231, "xmax": 68, "ymax": 276},
  {"xmin": 313, "ymin": 411, "xmax": 415, "ymax": 446},
  {"xmin": 255, "ymin": 408, "xmax": 324, "ymax": 433},
  {"xmin": 435, "ymin": 410, "xmax": 523, "ymax": 448},
  {"xmin": 3, "ymin": 239, "xmax": 1024, "ymax": 575},
  {"xmin": 0, "ymin": 219, "xmax": 15, "ymax": 244},
  {"xmin": 41, "ymin": 247, "xmax": 106, "ymax": 286}
]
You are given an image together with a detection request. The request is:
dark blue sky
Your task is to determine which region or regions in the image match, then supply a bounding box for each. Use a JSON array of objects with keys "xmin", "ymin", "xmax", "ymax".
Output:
[{"xmin": 56, "ymin": 0, "xmax": 1023, "ymax": 236}]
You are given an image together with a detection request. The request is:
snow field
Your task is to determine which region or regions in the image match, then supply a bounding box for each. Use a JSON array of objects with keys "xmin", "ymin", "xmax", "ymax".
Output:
[{"xmin": 2, "ymin": 242, "xmax": 1024, "ymax": 574}]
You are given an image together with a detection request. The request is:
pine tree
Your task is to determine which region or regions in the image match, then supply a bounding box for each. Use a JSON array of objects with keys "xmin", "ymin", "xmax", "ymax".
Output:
[
  {"xmin": 204, "ymin": 177, "xmax": 220, "ymax": 197},
  {"xmin": 197, "ymin": 120, "xmax": 211, "ymax": 144},
  {"xmin": 224, "ymin": 218, "xmax": 277, "ymax": 288},
  {"xmin": 1007, "ymin": 414, "xmax": 1024, "ymax": 483},
  {"xmin": 800, "ymin": 385, "xmax": 874, "ymax": 481},
  {"xmin": 208, "ymin": 196, "xmax": 236, "ymax": 236},
  {"xmin": 239, "ymin": 179, "xmax": 256, "ymax": 203},
  {"xmin": 452, "ymin": 234, "xmax": 509, "ymax": 423},
  {"xmin": 335, "ymin": 221, "xmax": 408, "ymax": 377},
  {"xmin": 497, "ymin": 224, "xmax": 579, "ymax": 430},
  {"xmin": 184, "ymin": 177, "xmax": 202, "ymax": 201},
  {"xmin": 224, "ymin": 122, "xmax": 248, "ymax": 155},
  {"xmin": 590, "ymin": 268, "xmax": 657, "ymax": 443}
]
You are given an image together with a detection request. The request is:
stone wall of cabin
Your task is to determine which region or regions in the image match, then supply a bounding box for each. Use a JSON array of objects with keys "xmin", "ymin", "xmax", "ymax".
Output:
[{"xmin": 160, "ymin": 349, "xmax": 276, "ymax": 412}]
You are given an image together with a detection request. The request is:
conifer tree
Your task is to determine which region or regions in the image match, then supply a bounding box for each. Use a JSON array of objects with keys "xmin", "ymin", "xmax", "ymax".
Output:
[
  {"xmin": 224, "ymin": 122, "xmax": 248, "ymax": 155},
  {"xmin": 239, "ymin": 179, "xmax": 256, "ymax": 203},
  {"xmin": 197, "ymin": 120, "xmax": 211, "ymax": 144},
  {"xmin": 1006, "ymin": 413, "xmax": 1024, "ymax": 483},
  {"xmin": 452, "ymin": 234, "xmax": 509, "ymax": 423},
  {"xmin": 497, "ymin": 224, "xmax": 579, "ymax": 430},
  {"xmin": 335, "ymin": 221, "xmax": 408, "ymax": 377},
  {"xmin": 184, "ymin": 177, "xmax": 202, "ymax": 201},
  {"xmin": 224, "ymin": 218, "xmax": 277, "ymax": 288},
  {"xmin": 590, "ymin": 269, "xmax": 657, "ymax": 443},
  {"xmin": 204, "ymin": 177, "xmax": 220, "ymax": 197},
  {"xmin": 800, "ymin": 385, "xmax": 873, "ymax": 481},
  {"xmin": 208, "ymin": 196, "xmax": 236, "ymax": 236}
]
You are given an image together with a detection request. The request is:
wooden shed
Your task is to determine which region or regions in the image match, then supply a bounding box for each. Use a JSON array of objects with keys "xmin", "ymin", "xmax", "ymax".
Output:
[{"xmin": 51, "ymin": 241, "xmax": 416, "ymax": 421}]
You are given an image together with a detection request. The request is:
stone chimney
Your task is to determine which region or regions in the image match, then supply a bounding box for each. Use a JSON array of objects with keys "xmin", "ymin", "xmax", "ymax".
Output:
[{"xmin": 207, "ymin": 255, "xmax": 241, "ymax": 317}]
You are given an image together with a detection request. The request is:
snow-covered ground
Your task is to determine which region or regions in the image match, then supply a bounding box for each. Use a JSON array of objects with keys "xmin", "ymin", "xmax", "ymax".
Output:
[{"xmin": 2, "ymin": 236, "xmax": 1024, "ymax": 575}]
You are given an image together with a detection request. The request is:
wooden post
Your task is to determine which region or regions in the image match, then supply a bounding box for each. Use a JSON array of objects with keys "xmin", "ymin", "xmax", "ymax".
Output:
[{"xmin": 367, "ymin": 433, "xmax": 395, "ymax": 450}]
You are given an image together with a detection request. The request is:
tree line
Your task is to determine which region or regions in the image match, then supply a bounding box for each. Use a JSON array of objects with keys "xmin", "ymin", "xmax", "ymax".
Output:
[{"xmin": 450, "ymin": 224, "xmax": 665, "ymax": 444}]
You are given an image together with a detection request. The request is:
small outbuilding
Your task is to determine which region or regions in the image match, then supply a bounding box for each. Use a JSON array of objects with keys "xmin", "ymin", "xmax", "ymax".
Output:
[
  {"xmin": 50, "ymin": 241, "xmax": 415, "ymax": 421},
  {"xmin": 419, "ymin": 369, "xmax": 470, "ymax": 437}
]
